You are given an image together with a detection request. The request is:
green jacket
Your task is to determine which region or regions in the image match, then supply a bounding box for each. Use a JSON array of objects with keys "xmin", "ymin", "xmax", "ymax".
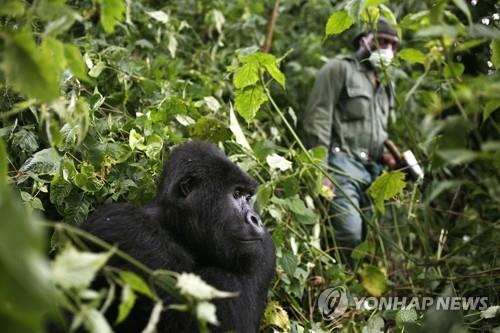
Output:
[{"xmin": 302, "ymin": 54, "xmax": 395, "ymax": 162}]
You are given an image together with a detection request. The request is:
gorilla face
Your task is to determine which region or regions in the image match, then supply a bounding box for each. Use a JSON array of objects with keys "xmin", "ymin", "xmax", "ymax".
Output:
[
  {"xmin": 222, "ymin": 185, "xmax": 265, "ymax": 257},
  {"xmin": 157, "ymin": 142, "xmax": 268, "ymax": 270},
  {"xmin": 226, "ymin": 186, "xmax": 264, "ymax": 243}
]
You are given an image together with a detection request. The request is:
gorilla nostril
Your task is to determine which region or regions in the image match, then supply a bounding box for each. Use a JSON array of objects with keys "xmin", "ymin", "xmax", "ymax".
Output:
[{"xmin": 246, "ymin": 212, "xmax": 262, "ymax": 226}]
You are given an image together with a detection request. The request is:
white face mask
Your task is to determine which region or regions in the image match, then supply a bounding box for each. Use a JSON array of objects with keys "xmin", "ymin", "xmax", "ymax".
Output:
[{"xmin": 368, "ymin": 48, "xmax": 394, "ymax": 68}]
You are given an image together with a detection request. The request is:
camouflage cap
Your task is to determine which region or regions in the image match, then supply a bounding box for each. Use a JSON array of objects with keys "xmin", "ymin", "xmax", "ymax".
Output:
[{"xmin": 352, "ymin": 17, "xmax": 398, "ymax": 48}]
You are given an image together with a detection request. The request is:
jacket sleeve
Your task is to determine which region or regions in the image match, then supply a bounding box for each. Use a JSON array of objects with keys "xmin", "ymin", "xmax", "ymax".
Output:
[{"xmin": 301, "ymin": 59, "xmax": 346, "ymax": 154}]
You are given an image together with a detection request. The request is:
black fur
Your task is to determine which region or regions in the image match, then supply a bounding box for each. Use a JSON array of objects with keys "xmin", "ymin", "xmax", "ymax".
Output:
[{"xmin": 82, "ymin": 141, "xmax": 276, "ymax": 332}]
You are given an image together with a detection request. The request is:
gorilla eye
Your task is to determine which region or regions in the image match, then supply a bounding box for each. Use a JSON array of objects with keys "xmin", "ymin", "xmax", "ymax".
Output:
[
  {"xmin": 179, "ymin": 177, "xmax": 196, "ymax": 197},
  {"xmin": 233, "ymin": 188, "xmax": 244, "ymax": 199}
]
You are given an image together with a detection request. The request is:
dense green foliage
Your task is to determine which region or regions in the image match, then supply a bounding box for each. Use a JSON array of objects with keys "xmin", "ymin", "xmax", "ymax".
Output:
[{"xmin": 1, "ymin": 0, "xmax": 499, "ymax": 332}]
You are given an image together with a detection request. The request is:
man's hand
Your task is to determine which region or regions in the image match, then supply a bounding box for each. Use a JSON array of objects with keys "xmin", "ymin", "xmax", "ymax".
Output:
[
  {"xmin": 320, "ymin": 177, "xmax": 335, "ymax": 200},
  {"xmin": 382, "ymin": 151, "xmax": 397, "ymax": 170},
  {"xmin": 322, "ymin": 178, "xmax": 334, "ymax": 190}
]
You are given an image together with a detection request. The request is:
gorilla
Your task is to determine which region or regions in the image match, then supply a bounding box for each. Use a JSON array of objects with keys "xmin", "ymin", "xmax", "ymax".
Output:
[{"xmin": 81, "ymin": 141, "xmax": 276, "ymax": 333}]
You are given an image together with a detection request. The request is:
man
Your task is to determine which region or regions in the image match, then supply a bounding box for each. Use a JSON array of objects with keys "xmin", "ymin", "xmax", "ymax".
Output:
[{"xmin": 301, "ymin": 18, "xmax": 400, "ymax": 267}]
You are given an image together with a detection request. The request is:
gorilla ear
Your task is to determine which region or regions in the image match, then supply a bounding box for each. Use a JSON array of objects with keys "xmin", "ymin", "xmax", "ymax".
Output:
[{"xmin": 179, "ymin": 177, "xmax": 196, "ymax": 197}]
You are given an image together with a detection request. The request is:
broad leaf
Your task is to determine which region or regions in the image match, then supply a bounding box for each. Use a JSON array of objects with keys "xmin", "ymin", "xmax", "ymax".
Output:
[
  {"xmin": 2, "ymin": 31, "xmax": 59, "ymax": 101},
  {"xmin": 12, "ymin": 129, "xmax": 38, "ymax": 153},
  {"xmin": 88, "ymin": 61, "xmax": 106, "ymax": 78},
  {"xmin": 362, "ymin": 315, "xmax": 385, "ymax": 333},
  {"xmin": 0, "ymin": 184, "xmax": 52, "ymax": 333},
  {"xmin": 266, "ymin": 153, "xmax": 292, "ymax": 171},
  {"xmin": 129, "ymin": 129, "xmax": 145, "ymax": 150},
  {"xmin": 272, "ymin": 196, "xmax": 317, "ymax": 225},
  {"xmin": 234, "ymin": 62, "xmax": 259, "ymax": 89},
  {"xmin": 325, "ymin": 10, "xmax": 355, "ymax": 37},
  {"xmin": 146, "ymin": 10, "xmax": 169, "ymax": 24},
  {"xmin": 19, "ymin": 148, "xmax": 62, "ymax": 176},
  {"xmin": 368, "ymin": 171, "xmax": 406, "ymax": 214},
  {"xmin": 396, "ymin": 308, "xmax": 418, "ymax": 327},
  {"xmin": 0, "ymin": 0, "xmax": 25, "ymax": 16},
  {"xmin": 50, "ymin": 173, "xmax": 73, "ymax": 206},
  {"xmin": 351, "ymin": 239, "xmax": 374, "ymax": 261},
  {"xmin": 98, "ymin": 0, "xmax": 125, "ymax": 33},
  {"xmin": 358, "ymin": 264, "xmax": 387, "ymax": 297},
  {"xmin": 263, "ymin": 301, "xmax": 291, "ymax": 331},
  {"xmin": 236, "ymin": 52, "xmax": 285, "ymax": 88},
  {"xmin": 264, "ymin": 62, "xmax": 285, "ymax": 88},
  {"xmin": 398, "ymin": 48, "xmax": 426, "ymax": 64},
  {"xmin": 52, "ymin": 246, "xmax": 111, "ymax": 290},
  {"xmin": 235, "ymin": 85, "xmax": 268, "ymax": 122},
  {"xmin": 64, "ymin": 44, "xmax": 90, "ymax": 81}
]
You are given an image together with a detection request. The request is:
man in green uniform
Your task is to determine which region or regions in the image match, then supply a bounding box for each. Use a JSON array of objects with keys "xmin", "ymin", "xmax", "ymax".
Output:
[{"xmin": 301, "ymin": 18, "xmax": 400, "ymax": 267}]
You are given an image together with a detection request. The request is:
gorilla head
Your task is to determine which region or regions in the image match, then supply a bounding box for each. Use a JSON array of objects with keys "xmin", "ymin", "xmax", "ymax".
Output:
[{"xmin": 155, "ymin": 142, "xmax": 265, "ymax": 271}]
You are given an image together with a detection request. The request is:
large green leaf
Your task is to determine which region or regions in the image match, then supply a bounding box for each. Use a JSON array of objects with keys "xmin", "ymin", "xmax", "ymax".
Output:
[
  {"xmin": 271, "ymin": 196, "xmax": 317, "ymax": 225},
  {"xmin": 235, "ymin": 85, "xmax": 268, "ymax": 122},
  {"xmin": 0, "ymin": 0, "xmax": 24, "ymax": 16},
  {"xmin": 98, "ymin": 0, "xmax": 125, "ymax": 33},
  {"xmin": 50, "ymin": 173, "xmax": 73, "ymax": 206},
  {"xmin": 2, "ymin": 31, "xmax": 59, "ymax": 101},
  {"xmin": 233, "ymin": 62, "xmax": 259, "ymax": 89},
  {"xmin": 362, "ymin": 315, "xmax": 385, "ymax": 333},
  {"xmin": 12, "ymin": 130, "xmax": 39, "ymax": 154},
  {"xmin": 235, "ymin": 52, "xmax": 285, "ymax": 88},
  {"xmin": 64, "ymin": 44, "xmax": 91, "ymax": 81},
  {"xmin": 74, "ymin": 163, "xmax": 104, "ymax": 193},
  {"xmin": 398, "ymin": 48, "xmax": 426, "ymax": 64},
  {"xmin": 0, "ymin": 184, "xmax": 52, "ymax": 333},
  {"xmin": 368, "ymin": 170, "xmax": 406, "ymax": 214},
  {"xmin": 19, "ymin": 148, "xmax": 62, "ymax": 176},
  {"xmin": 325, "ymin": 10, "xmax": 355, "ymax": 37},
  {"xmin": 358, "ymin": 264, "xmax": 387, "ymax": 297},
  {"xmin": 63, "ymin": 193, "xmax": 90, "ymax": 225},
  {"xmin": 263, "ymin": 301, "xmax": 291, "ymax": 331},
  {"xmin": 396, "ymin": 308, "xmax": 418, "ymax": 327},
  {"xmin": 264, "ymin": 62, "xmax": 285, "ymax": 88}
]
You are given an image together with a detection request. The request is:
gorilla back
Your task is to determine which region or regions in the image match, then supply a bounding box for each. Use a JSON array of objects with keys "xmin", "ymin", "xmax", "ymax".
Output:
[{"xmin": 82, "ymin": 141, "xmax": 276, "ymax": 333}]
